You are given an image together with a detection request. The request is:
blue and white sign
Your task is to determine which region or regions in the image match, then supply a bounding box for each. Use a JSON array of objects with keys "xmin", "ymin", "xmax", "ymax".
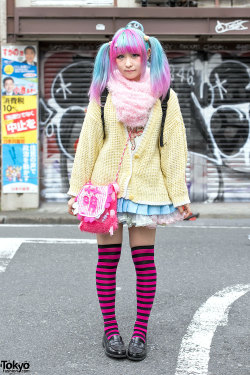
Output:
[
  {"xmin": 2, "ymin": 143, "xmax": 38, "ymax": 193},
  {"xmin": 1, "ymin": 45, "xmax": 38, "ymax": 96}
]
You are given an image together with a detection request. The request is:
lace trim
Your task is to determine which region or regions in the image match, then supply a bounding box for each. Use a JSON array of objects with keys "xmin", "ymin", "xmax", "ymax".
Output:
[{"xmin": 117, "ymin": 210, "xmax": 184, "ymax": 228}]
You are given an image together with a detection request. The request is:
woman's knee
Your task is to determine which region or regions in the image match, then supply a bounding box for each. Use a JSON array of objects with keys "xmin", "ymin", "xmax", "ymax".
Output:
[
  {"xmin": 96, "ymin": 223, "xmax": 123, "ymax": 245},
  {"xmin": 128, "ymin": 226, "xmax": 156, "ymax": 248}
]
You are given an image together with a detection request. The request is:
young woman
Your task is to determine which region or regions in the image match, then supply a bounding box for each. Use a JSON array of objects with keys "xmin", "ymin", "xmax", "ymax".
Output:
[{"xmin": 67, "ymin": 21, "xmax": 191, "ymax": 361}]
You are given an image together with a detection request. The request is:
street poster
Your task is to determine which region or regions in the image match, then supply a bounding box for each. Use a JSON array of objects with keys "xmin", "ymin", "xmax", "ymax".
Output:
[
  {"xmin": 2, "ymin": 144, "xmax": 38, "ymax": 193},
  {"xmin": 1, "ymin": 44, "xmax": 38, "ymax": 193}
]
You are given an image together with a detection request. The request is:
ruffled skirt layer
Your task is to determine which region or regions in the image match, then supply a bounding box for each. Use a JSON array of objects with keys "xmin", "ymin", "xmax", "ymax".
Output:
[{"xmin": 117, "ymin": 198, "xmax": 184, "ymax": 229}]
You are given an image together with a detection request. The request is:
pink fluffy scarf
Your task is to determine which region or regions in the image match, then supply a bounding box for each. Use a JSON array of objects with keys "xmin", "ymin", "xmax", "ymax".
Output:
[{"xmin": 107, "ymin": 67, "xmax": 158, "ymax": 129}]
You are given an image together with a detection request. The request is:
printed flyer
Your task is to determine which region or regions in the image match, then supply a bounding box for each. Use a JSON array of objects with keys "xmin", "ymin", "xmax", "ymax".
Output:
[
  {"xmin": 1, "ymin": 45, "xmax": 37, "ymax": 96},
  {"xmin": 1, "ymin": 44, "xmax": 38, "ymax": 193},
  {"xmin": 2, "ymin": 144, "xmax": 38, "ymax": 193},
  {"xmin": 1, "ymin": 95, "xmax": 37, "ymax": 144}
]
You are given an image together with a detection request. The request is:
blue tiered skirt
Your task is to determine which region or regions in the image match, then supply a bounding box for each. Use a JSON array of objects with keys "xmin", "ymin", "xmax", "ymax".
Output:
[{"xmin": 117, "ymin": 198, "xmax": 184, "ymax": 229}]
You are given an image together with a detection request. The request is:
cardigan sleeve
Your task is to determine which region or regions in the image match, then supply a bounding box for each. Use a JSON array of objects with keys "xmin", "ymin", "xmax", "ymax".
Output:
[
  {"xmin": 159, "ymin": 89, "xmax": 190, "ymax": 207},
  {"xmin": 67, "ymin": 100, "xmax": 104, "ymax": 197}
]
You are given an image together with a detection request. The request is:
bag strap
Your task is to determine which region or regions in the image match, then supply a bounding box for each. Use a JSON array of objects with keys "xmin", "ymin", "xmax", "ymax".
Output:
[
  {"xmin": 159, "ymin": 87, "xmax": 171, "ymax": 147},
  {"xmin": 101, "ymin": 87, "xmax": 108, "ymax": 140},
  {"xmin": 100, "ymin": 88, "xmax": 132, "ymax": 183},
  {"xmin": 114, "ymin": 129, "xmax": 133, "ymax": 183}
]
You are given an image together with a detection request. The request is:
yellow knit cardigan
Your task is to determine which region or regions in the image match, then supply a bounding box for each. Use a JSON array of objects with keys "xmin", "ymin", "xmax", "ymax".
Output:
[{"xmin": 67, "ymin": 88, "xmax": 190, "ymax": 207}]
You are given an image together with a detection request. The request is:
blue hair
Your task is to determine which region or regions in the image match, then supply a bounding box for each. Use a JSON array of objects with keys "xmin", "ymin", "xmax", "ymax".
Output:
[
  {"xmin": 149, "ymin": 36, "xmax": 171, "ymax": 101},
  {"xmin": 88, "ymin": 42, "xmax": 110, "ymax": 105}
]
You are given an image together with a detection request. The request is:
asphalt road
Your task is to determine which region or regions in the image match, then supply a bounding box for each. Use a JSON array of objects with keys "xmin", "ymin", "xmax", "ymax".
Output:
[{"xmin": 0, "ymin": 219, "xmax": 249, "ymax": 375}]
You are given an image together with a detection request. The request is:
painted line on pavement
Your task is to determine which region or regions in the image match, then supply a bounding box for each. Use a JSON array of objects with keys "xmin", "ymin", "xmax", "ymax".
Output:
[
  {"xmin": 0, "ymin": 224, "xmax": 76, "ymax": 227},
  {"xmin": 174, "ymin": 225, "xmax": 250, "ymax": 229},
  {"xmin": 175, "ymin": 284, "xmax": 250, "ymax": 375},
  {"xmin": 1, "ymin": 224, "xmax": 250, "ymax": 229},
  {"xmin": 22, "ymin": 238, "xmax": 97, "ymax": 244},
  {"xmin": 0, "ymin": 238, "xmax": 97, "ymax": 273}
]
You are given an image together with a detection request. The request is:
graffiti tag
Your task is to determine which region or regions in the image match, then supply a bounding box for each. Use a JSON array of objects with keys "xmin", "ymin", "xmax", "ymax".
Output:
[{"xmin": 215, "ymin": 20, "xmax": 249, "ymax": 34}]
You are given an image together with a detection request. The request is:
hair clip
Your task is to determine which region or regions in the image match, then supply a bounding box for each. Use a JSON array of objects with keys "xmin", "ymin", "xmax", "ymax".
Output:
[
  {"xmin": 108, "ymin": 41, "xmax": 112, "ymax": 46},
  {"xmin": 115, "ymin": 43, "xmax": 118, "ymax": 48},
  {"xmin": 144, "ymin": 35, "xmax": 149, "ymax": 42},
  {"xmin": 126, "ymin": 21, "xmax": 144, "ymax": 33}
]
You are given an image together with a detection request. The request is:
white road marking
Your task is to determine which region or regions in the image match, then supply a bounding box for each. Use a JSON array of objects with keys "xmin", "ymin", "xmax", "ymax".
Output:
[
  {"xmin": 174, "ymin": 225, "xmax": 250, "ymax": 229},
  {"xmin": 0, "ymin": 224, "xmax": 76, "ymax": 227},
  {"xmin": 175, "ymin": 284, "xmax": 250, "ymax": 375},
  {"xmin": 0, "ymin": 238, "xmax": 97, "ymax": 273},
  {"xmin": 1, "ymin": 224, "xmax": 250, "ymax": 229},
  {"xmin": 21, "ymin": 238, "xmax": 97, "ymax": 244}
]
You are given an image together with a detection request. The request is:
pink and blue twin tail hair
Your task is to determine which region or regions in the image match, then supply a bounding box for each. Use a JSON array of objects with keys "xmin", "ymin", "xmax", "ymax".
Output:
[{"xmin": 88, "ymin": 26, "xmax": 171, "ymax": 104}]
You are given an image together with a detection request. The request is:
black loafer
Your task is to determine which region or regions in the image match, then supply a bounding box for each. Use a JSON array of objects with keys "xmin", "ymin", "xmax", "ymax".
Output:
[
  {"xmin": 102, "ymin": 333, "xmax": 127, "ymax": 359},
  {"xmin": 127, "ymin": 336, "xmax": 147, "ymax": 361}
]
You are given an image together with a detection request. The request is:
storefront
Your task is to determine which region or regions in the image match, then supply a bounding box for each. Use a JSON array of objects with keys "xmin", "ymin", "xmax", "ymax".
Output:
[{"xmin": 2, "ymin": 2, "xmax": 250, "ymax": 207}]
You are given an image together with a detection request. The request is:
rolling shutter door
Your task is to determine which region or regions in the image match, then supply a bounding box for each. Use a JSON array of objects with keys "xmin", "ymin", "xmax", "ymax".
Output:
[
  {"xmin": 39, "ymin": 42, "xmax": 250, "ymax": 202},
  {"xmin": 206, "ymin": 50, "xmax": 250, "ymax": 201},
  {"xmin": 39, "ymin": 43, "xmax": 98, "ymax": 201},
  {"xmin": 166, "ymin": 45, "xmax": 250, "ymax": 202},
  {"xmin": 167, "ymin": 49, "xmax": 194, "ymax": 202}
]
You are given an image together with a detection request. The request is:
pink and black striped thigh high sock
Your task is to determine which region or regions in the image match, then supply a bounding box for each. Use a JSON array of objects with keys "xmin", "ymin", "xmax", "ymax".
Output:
[
  {"xmin": 96, "ymin": 243, "xmax": 122, "ymax": 340},
  {"xmin": 131, "ymin": 245, "xmax": 157, "ymax": 343}
]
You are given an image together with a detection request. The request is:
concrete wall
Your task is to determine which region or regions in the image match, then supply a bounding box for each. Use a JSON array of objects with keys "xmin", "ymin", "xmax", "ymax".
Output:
[
  {"xmin": 0, "ymin": 0, "xmax": 6, "ymax": 209},
  {"xmin": 0, "ymin": 0, "xmax": 39, "ymax": 211},
  {"xmin": 0, "ymin": 0, "xmax": 7, "ymax": 44}
]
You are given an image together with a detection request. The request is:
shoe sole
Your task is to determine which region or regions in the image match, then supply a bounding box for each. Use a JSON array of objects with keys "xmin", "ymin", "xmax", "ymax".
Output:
[
  {"xmin": 102, "ymin": 337, "xmax": 127, "ymax": 359},
  {"xmin": 126, "ymin": 349, "xmax": 147, "ymax": 361}
]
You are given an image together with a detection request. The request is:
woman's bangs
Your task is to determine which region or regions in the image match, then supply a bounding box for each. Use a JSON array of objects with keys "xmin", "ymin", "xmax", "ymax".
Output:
[{"xmin": 114, "ymin": 30, "xmax": 143, "ymax": 57}]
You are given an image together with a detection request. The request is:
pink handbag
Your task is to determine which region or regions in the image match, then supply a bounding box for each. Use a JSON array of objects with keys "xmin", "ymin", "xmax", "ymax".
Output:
[{"xmin": 75, "ymin": 130, "xmax": 132, "ymax": 236}]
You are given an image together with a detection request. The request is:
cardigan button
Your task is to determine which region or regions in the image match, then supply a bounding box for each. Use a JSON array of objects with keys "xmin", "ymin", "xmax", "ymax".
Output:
[
  {"xmin": 129, "ymin": 194, "xmax": 134, "ymax": 200},
  {"xmin": 134, "ymin": 153, "xmax": 139, "ymax": 159}
]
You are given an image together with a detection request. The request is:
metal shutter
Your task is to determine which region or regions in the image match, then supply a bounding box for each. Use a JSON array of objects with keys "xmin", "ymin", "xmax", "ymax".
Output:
[
  {"xmin": 39, "ymin": 42, "xmax": 250, "ymax": 202},
  {"xmin": 166, "ymin": 45, "xmax": 250, "ymax": 203},
  {"xmin": 206, "ymin": 50, "xmax": 250, "ymax": 202},
  {"xmin": 39, "ymin": 43, "xmax": 98, "ymax": 201}
]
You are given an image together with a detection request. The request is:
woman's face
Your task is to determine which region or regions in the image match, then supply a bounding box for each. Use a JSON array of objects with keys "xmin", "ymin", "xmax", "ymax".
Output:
[{"xmin": 115, "ymin": 53, "xmax": 142, "ymax": 81}]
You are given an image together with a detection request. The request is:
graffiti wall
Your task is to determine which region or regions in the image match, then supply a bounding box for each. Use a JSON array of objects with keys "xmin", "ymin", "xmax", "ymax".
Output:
[
  {"xmin": 39, "ymin": 43, "xmax": 98, "ymax": 201},
  {"xmin": 39, "ymin": 42, "xmax": 250, "ymax": 202}
]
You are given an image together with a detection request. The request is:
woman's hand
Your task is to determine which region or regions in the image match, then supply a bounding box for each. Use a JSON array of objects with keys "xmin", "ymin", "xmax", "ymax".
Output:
[
  {"xmin": 68, "ymin": 196, "xmax": 76, "ymax": 216},
  {"xmin": 177, "ymin": 203, "xmax": 192, "ymax": 219}
]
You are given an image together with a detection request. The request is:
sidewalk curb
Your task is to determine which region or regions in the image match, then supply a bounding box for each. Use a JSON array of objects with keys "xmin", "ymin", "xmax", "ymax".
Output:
[
  {"xmin": 0, "ymin": 215, "xmax": 78, "ymax": 225},
  {"xmin": 0, "ymin": 213, "xmax": 249, "ymax": 224},
  {"xmin": 0, "ymin": 202, "xmax": 248, "ymax": 224}
]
